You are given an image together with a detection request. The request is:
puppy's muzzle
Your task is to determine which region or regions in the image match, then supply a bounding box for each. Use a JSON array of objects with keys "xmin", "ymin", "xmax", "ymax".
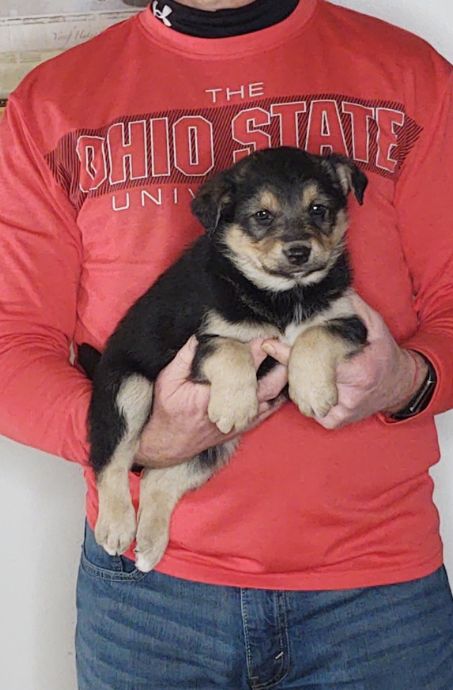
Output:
[{"xmin": 283, "ymin": 243, "xmax": 311, "ymax": 266}]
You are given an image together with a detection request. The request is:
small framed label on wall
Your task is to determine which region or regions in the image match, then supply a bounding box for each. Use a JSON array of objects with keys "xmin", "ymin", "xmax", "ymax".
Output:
[{"xmin": 0, "ymin": 1, "xmax": 148, "ymax": 109}]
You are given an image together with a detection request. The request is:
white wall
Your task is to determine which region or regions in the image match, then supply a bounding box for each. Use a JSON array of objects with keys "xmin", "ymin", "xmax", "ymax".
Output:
[{"xmin": 0, "ymin": 3, "xmax": 452, "ymax": 690}]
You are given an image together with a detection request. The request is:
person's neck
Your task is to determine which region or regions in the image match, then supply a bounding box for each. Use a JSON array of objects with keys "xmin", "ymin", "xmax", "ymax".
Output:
[
  {"xmin": 175, "ymin": 0, "xmax": 254, "ymax": 10},
  {"xmin": 150, "ymin": 0, "xmax": 300, "ymax": 39}
]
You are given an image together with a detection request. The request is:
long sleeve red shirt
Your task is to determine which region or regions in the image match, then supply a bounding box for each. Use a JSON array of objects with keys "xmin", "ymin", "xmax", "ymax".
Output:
[{"xmin": 1, "ymin": 0, "xmax": 453, "ymax": 589}]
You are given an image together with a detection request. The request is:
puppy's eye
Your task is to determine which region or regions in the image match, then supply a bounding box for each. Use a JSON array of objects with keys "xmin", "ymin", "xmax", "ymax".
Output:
[
  {"xmin": 309, "ymin": 204, "xmax": 328, "ymax": 220},
  {"xmin": 254, "ymin": 209, "xmax": 274, "ymax": 224}
]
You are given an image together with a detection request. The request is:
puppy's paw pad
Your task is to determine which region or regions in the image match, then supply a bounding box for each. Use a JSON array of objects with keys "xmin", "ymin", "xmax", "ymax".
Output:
[
  {"xmin": 135, "ymin": 548, "xmax": 164, "ymax": 573},
  {"xmin": 210, "ymin": 414, "xmax": 235, "ymax": 435},
  {"xmin": 210, "ymin": 406, "xmax": 258, "ymax": 434},
  {"xmin": 134, "ymin": 539, "xmax": 168, "ymax": 572},
  {"xmin": 96, "ymin": 526, "xmax": 137, "ymax": 556},
  {"xmin": 134, "ymin": 516, "xmax": 170, "ymax": 571},
  {"xmin": 95, "ymin": 508, "xmax": 136, "ymax": 556},
  {"xmin": 208, "ymin": 385, "xmax": 258, "ymax": 434},
  {"xmin": 289, "ymin": 384, "xmax": 338, "ymax": 419}
]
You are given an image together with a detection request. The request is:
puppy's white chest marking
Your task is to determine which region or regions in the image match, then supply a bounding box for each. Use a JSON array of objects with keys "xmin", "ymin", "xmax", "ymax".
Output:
[
  {"xmin": 281, "ymin": 294, "xmax": 355, "ymax": 346},
  {"xmin": 282, "ymin": 321, "xmax": 307, "ymax": 347}
]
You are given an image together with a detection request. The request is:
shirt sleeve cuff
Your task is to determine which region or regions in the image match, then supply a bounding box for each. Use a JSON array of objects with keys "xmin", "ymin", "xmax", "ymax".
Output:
[{"xmin": 378, "ymin": 330, "xmax": 452, "ymax": 425}]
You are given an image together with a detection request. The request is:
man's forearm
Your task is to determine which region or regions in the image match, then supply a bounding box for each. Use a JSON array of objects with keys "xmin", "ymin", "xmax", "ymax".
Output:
[
  {"xmin": 381, "ymin": 350, "xmax": 429, "ymax": 416},
  {"xmin": 0, "ymin": 339, "xmax": 91, "ymax": 465}
]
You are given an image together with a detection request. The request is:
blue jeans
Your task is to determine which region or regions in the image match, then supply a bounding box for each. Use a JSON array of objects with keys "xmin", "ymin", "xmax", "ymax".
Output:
[{"xmin": 76, "ymin": 524, "xmax": 453, "ymax": 689}]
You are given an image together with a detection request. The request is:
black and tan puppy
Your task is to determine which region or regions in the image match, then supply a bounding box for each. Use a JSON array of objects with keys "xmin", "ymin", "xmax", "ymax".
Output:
[{"xmin": 78, "ymin": 147, "xmax": 368, "ymax": 572}]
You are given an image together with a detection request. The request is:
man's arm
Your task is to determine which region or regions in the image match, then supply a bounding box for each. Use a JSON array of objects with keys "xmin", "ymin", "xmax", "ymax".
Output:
[
  {"xmin": 393, "ymin": 72, "xmax": 453, "ymax": 416},
  {"xmin": 0, "ymin": 95, "xmax": 288, "ymax": 468},
  {"xmin": 0, "ymin": 96, "xmax": 91, "ymax": 464},
  {"xmin": 263, "ymin": 68, "xmax": 453, "ymax": 429}
]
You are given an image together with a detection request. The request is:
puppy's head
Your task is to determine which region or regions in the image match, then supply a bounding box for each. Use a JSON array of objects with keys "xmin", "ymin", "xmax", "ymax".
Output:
[{"xmin": 192, "ymin": 147, "xmax": 367, "ymax": 291}]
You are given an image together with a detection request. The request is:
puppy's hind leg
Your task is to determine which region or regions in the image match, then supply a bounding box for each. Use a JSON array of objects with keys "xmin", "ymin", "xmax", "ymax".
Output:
[
  {"xmin": 135, "ymin": 441, "xmax": 238, "ymax": 572},
  {"xmin": 94, "ymin": 374, "xmax": 153, "ymax": 556}
]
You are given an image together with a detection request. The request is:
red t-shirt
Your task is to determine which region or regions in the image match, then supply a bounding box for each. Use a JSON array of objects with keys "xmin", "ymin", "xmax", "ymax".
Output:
[{"xmin": 1, "ymin": 0, "xmax": 453, "ymax": 589}]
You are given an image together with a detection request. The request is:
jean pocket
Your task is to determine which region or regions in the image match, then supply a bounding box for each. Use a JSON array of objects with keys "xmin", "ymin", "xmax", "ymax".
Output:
[{"xmin": 80, "ymin": 521, "xmax": 146, "ymax": 583}]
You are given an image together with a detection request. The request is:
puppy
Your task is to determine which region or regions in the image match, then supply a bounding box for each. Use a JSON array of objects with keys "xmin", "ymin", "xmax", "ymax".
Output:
[{"xmin": 78, "ymin": 147, "xmax": 368, "ymax": 572}]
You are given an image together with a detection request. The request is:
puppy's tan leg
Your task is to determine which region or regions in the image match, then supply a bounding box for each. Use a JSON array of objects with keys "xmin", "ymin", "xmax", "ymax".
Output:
[
  {"xmin": 288, "ymin": 327, "xmax": 355, "ymax": 418},
  {"xmin": 95, "ymin": 374, "xmax": 153, "ymax": 556},
  {"xmin": 200, "ymin": 338, "xmax": 259, "ymax": 434},
  {"xmin": 135, "ymin": 442, "xmax": 238, "ymax": 572}
]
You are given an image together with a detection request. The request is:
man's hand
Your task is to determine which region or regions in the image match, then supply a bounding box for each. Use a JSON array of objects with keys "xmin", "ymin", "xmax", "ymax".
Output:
[
  {"xmin": 262, "ymin": 293, "xmax": 428, "ymax": 430},
  {"xmin": 136, "ymin": 336, "xmax": 288, "ymax": 468}
]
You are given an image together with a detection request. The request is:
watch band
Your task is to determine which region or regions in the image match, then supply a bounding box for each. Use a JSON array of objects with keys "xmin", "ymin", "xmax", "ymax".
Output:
[{"xmin": 390, "ymin": 353, "xmax": 437, "ymax": 421}]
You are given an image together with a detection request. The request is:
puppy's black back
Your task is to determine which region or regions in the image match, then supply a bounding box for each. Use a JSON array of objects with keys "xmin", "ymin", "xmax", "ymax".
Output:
[
  {"xmin": 102, "ymin": 237, "xmax": 220, "ymax": 378},
  {"xmin": 78, "ymin": 343, "xmax": 101, "ymax": 380}
]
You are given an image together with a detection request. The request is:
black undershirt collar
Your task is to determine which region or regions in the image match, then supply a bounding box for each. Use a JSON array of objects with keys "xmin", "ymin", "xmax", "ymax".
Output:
[{"xmin": 150, "ymin": 0, "xmax": 300, "ymax": 39}]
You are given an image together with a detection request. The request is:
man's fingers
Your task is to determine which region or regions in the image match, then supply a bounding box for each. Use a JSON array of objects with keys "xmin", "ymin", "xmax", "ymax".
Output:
[
  {"xmin": 250, "ymin": 395, "xmax": 287, "ymax": 428},
  {"xmin": 249, "ymin": 338, "xmax": 272, "ymax": 369},
  {"xmin": 348, "ymin": 293, "xmax": 387, "ymax": 341},
  {"xmin": 257, "ymin": 363, "xmax": 288, "ymax": 402},
  {"xmin": 348, "ymin": 292, "xmax": 375, "ymax": 324},
  {"xmin": 315, "ymin": 405, "xmax": 347, "ymax": 429},
  {"xmin": 162, "ymin": 335, "xmax": 198, "ymax": 383},
  {"xmin": 261, "ymin": 339, "xmax": 291, "ymax": 366}
]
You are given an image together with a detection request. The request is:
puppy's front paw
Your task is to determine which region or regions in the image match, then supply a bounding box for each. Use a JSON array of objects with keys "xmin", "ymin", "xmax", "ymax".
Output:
[
  {"xmin": 95, "ymin": 501, "xmax": 136, "ymax": 556},
  {"xmin": 208, "ymin": 382, "xmax": 258, "ymax": 434},
  {"xmin": 289, "ymin": 378, "xmax": 338, "ymax": 418}
]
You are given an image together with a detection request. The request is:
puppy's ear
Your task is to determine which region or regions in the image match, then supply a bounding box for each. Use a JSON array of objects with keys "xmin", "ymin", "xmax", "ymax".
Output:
[
  {"xmin": 191, "ymin": 172, "xmax": 235, "ymax": 235},
  {"xmin": 326, "ymin": 154, "xmax": 368, "ymax": 205}
]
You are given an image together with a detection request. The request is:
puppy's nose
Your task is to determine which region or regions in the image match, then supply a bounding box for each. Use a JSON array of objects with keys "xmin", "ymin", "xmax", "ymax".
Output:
[{"xmin": 284, "ymin": 244, "xmax": 311, "ymax": 265}]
